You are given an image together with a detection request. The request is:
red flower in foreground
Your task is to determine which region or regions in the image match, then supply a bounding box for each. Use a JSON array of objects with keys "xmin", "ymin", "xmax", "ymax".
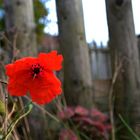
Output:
[{"xmin": 6, "ymin": 51, "xmax": 63, "ymax": 104}]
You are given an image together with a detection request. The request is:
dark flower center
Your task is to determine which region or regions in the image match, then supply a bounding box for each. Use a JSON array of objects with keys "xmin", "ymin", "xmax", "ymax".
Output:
[
  {"xmin": 33, "ymin": 67, "xmax": 40, "ymax": 74},
  {"xmin": 31, "ymin": 64, "xmax": 43, "ymax": 77}
]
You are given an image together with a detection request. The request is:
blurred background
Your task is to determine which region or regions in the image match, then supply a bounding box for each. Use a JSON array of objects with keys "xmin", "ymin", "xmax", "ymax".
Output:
[{"xmin": 0, "ymin": 0, "xmax": 140, "ymax": 140}]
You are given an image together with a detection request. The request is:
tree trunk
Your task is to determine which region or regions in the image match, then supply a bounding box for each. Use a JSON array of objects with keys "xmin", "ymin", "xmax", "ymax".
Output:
[
  {"xmin": 105, "ymin": 0, "xmax": 140, "ymax": 137},
  {"xmin": 137, "ymin": 35, "xmax": 140, "ymax": 58},
  {"xmin": 56, "ymin": 0, "xmax": 94, "ymax": 108},
  {"xmin": 4, "ymin": 1, "xmax": 46, "ymax": 140},
  {"xmin": 4, "ymin": 0, "xmax": 37, "ymax": 58}
]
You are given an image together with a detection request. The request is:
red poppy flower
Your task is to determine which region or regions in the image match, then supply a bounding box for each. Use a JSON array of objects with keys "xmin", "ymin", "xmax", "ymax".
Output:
[{"xmin": 5, "ymin": 51, "xmax": 63, "ymax": 104}]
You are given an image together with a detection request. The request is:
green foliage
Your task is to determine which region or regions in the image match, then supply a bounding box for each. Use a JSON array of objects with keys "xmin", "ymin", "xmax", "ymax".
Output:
[
  {"xmin": 0, "ymin": 0, "xmax": 48, "ymax": 41},
  {"xmin": 34, "ymin": 0, "xmax": 48, "ymax": 22},
  {"xmin": 0, "ymin": 99, "xmax": 5, "ymax": 115},
  {"xmin": 119, "ymin": 114, "xmax": 140, "ymax": 140},
  {"xmin": 0, "ymin": 1, "xmax": 4, "ymax": 31},
  {"xmin": 0, "ymin": 12, "xmax": 4, "ymax": 31},
  {"xmin": 2, "ymin": 102, "xmax": 33, "ymax": 140},
  {"xmin": 33, "ymin": 0, "xmax": 49, "ymax": 42}
]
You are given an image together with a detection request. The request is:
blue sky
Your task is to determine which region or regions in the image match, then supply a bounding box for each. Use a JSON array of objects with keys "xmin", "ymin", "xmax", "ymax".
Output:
[{"xmin": 44, "ymin": 0, "xmax": 140, "ymax": 46}]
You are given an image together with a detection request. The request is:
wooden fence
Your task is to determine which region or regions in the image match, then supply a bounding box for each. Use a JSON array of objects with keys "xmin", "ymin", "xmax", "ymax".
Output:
[
  {"xmin": 89, "ymin": 44, "xmax": 112, "ymax": 111},
  {"xmin": 89, "ymin": 46, "xmax": 112, "ymax": 80}
]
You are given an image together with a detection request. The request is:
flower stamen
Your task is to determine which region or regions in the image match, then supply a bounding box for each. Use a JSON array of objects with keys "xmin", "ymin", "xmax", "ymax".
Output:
[
  {"xmin": 31, "ymin": 63, "xmax": 43, "ymax": 78},
  {"xmin": 33, "ymin": 67, "xmax": 40, "ymax": 74}
]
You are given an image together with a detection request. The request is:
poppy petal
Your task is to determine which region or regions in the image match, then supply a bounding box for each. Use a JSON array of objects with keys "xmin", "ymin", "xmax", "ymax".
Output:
[
  {"xmin": 38, "ymin": 51, "xmax": 63, "ymax": 71},
  {"xmin": 7, "ymin": 79, "xmax": 28, "ymax": 96},
  {"xmin": 29, "ymin": 72, "xmax": 62, "ymax": 104},
  {"xmin": 6, "ymin": 57, "xmax": 37, "ymax": 77}
]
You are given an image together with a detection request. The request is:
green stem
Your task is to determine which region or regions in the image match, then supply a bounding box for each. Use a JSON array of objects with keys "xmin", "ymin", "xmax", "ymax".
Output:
[
  {"xmin": 118, "ymin": 114, "xmax": 140, "ymax": 140},
  {"xmin": 24, "ymin": 96, "xmax": 60, "ymax": 122},
  {"xmin": 7, "ymin": 101, "xmax": 32, "ymax": 131},
  {"xmin": 3, "ymin": 103, "xmax": 33, "ymax": 140}
]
